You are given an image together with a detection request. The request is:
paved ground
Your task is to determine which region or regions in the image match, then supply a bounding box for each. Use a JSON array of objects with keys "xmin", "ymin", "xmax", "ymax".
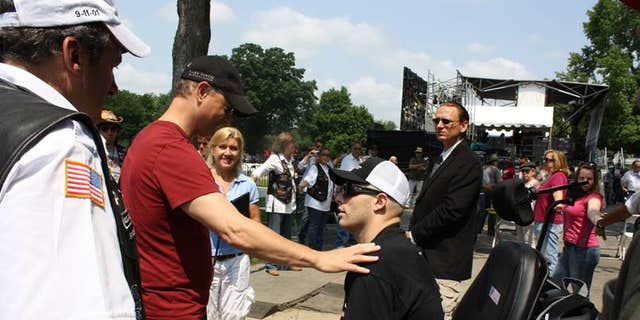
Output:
[{"xmin": 245, "ymin": 214, "xmax": 629, "ymax": 320}]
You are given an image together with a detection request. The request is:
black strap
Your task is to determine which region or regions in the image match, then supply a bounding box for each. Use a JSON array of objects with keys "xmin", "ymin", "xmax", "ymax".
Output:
[{"xmin": 0, "ymin": 80, "xmax": 145, "ymax": 319}]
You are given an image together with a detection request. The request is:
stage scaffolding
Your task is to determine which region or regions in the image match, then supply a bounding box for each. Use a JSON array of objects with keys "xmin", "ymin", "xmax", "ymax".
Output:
[{"xmin": 400, "ymin": 68, "xmax": 609, "ymax": 161}]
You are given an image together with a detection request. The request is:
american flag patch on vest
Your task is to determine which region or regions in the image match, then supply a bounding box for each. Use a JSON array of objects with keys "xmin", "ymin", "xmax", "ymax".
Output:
[{"xmin": 64, "ymin": 159, "xmax": 105, "ymax": 207}]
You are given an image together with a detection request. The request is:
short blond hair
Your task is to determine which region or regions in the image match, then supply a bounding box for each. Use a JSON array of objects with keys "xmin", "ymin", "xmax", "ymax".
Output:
[{"xmin": 206, "ymin": 127, "xmax": 245, "ymax": 172}]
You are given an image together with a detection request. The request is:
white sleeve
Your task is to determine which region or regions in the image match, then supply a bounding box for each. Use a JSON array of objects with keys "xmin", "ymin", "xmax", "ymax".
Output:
[
  {"xmin": 621, "ymin": 171, "xmax": 631, "ymax": 188},
  {"xmin": 303, "ymin": 164, "xmax": 319, "ymax": 185},
  {"xmin": 0, "ymin": 120, "xmax": 135, "ymax": 319},
  {"xmin": 251, "ymin": 154, "xmax": 281, "ymax": 178},
  {"xmin": 625, "ymin": 192, "xmax": 640, "ymax": 215}
]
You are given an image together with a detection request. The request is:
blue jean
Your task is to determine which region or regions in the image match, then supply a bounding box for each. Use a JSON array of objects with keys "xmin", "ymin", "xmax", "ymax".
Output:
[
  {"xmin": 533, "ymin": 222, "xmax": 562, "ymax": 274},
  {"xmin": 534, "ymin": 222, "xmax": 563, "ymax": 275},
  {"xmin": 553, "ymin": 243, "xmax": 599, "ymax": 291},
  {"xmin": 297, "ymin": 207, "xmax": 309, "ymax": 244},
  {"xmin": 266, "ymin": 213, "xmax": 294, "ymax": 270},
  {"xmin": 306, "ymin": 207, "xmax": 328, "ymax": 250}
]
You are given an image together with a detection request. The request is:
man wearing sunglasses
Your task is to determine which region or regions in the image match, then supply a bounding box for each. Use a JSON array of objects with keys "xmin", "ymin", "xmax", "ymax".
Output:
[
  {"xmin": 330, "ymin": 157, "xmax": 443, "ymax": 320},
  {"xmin": 407, "ymin": 101, "xmax": 482, "ymax": 318}
]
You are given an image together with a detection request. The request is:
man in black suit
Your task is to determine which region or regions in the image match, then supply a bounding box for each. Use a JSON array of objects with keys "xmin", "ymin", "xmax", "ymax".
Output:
[{"xmin": 407, "ymin": 101, "xmax": 482, "ymax": 318}]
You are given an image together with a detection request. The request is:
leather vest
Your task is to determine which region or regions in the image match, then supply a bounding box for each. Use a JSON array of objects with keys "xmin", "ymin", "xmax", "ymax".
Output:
[
  {"xmin": 0, "ymin": 79, "xmax": 145, "ymax": 319},
  {"xmin": 267, "ymin": 155, "xmax": 294, "ymax": 204},
  {"xmin": 306, "ymin": 163, "xmax": 329, "ymax": 202}
]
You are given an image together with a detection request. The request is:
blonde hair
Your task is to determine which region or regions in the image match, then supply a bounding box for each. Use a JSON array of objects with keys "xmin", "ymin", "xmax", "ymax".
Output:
[
  {"xmin": 206, "ymin": 127, "xmax": 245, "ymax": 172},
  {"xmin": 544, "ymin": 149, "xmax": 570, "ymax": 176},
  {"xmin": 271, "ymin": 132, "xmax": 295, "ymax": 154}
]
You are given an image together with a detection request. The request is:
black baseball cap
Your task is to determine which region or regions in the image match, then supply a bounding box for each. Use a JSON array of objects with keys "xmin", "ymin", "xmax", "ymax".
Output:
[{"xmin": 181, "ymin": 55, "xmax": 258, "ymax": 117}]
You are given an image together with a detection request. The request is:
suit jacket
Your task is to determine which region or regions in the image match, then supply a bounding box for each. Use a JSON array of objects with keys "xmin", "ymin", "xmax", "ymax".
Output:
[{"xmin": 409, "ymin": 141, "xmax": 482, "ymax": 281}]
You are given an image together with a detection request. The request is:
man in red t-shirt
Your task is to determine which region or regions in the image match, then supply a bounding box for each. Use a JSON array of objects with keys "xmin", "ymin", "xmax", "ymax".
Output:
[{"xmin": 120, "ymin": 56, "xmax": 380, "ymax": 319}]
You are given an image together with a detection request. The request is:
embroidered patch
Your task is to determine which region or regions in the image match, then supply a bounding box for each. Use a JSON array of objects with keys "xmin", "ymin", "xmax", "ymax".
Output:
[
  {"xmin": 489, "ymin": 285, "xmax": 501, "ymax": 305},
  {"xmin": 65, "ymin": 159, "xmax": 105, "ymax": 207}
]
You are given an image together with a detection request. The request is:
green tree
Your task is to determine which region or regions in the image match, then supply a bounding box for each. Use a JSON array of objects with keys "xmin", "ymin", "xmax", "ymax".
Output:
[
  {"xmin": 372, "ymin": 120, "xmax": 397, "ymax": 131},
  {"xmin": 308, "ymin": 87, "xmax": 375, "ymax": 155},
  {"xmin": 106, "ymin": 90, "xmax": 170, "ymax": 148},
  {"xmin": 557, "ymin": 0, "xmax": 640, "ymax": 153},
  {"xmin": 229, "ymin": 43, "xmax": 317, "ymax": 154}
]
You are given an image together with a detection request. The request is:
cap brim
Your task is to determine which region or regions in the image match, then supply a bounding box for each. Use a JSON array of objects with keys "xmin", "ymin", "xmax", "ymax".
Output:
[
  {"xmin": 329, "ymin": 168, "xmax": 368, "ymax": 185},
  {"xmin": 227, "ymin": 93, "xmax": 258, "ymax": 117},
  {"xmin": 106, "ymin": 22, "xmax": 150, "ymax": 58}
]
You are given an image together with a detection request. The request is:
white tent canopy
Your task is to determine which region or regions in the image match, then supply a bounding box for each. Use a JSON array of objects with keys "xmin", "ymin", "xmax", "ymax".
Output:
[{"xmin": 469, "ymin": 105, "xmax": 554, "ymax": 130}]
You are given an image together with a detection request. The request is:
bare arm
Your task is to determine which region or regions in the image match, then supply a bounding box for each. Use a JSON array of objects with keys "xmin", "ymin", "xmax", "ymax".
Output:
[
  {"xmin": 249, "ymin": 203, "xmax": 261, "ymax": 223},
  {"xmin": 182, "ymin": 192, "xmax": 379, "ymax": 273},
  {"xmin": 586, "ymin": 197, "xmax": 603, "ymax": 225},
  {"xmin": 299, "ymin": 180, "xmax": 310, "ymax": 190}
]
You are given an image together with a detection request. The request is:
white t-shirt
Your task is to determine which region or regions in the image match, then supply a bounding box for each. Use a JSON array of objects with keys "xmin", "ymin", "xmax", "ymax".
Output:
[
  {"xmin": 0, "ymin": 63, "xmax": 135, "ymax": 319},
  {"xmin": 340, "ymin": 153, "xmax": 364, "ymax": 171},
  {"xmin": 302, "ymin": 163, "xmax": 334, "ymax": 211},
  {"xmin": 252, "ymin": 153, "xmax": 296, "ymax": 214}
]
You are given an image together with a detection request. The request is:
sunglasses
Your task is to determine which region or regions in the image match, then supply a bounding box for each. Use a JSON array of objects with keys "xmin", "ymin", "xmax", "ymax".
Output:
[
  {"xmin": 335, "ymin": 182, "xmax": 381, "ymax": 199},
  {"xmin": 521, "ymin": 169, "xmax": 531, "ymax": 174},
  {"xmin": 432, "ymin": 117, "xmax": 458, "ymax": 126},
  {"xmin": 543, "ymin": 157, "xmax": 555, "ymax": 162}
]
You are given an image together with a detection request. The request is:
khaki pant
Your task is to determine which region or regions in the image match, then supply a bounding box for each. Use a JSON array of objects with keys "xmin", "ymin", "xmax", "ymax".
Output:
[{"xmin": 437, "ymin": 278, "xmax": 462, "ymax": 320}]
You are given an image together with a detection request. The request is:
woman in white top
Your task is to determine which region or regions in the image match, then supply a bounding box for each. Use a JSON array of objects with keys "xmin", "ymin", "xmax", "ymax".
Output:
[{"xmin": 251, "ymin": 132, "xmax": 299, "ymax": 276}]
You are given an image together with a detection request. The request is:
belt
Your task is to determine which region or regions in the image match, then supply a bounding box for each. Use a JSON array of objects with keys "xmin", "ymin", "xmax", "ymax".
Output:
[{"xmin": 214, "ymin": 252, "xmax": 244, "ymax": 262}]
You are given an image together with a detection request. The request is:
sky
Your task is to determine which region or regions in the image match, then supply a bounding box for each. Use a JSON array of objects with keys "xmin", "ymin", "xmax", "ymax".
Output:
[{"xmin": 114, "ymin": 0, "xmax": 598, "ymax": 126}]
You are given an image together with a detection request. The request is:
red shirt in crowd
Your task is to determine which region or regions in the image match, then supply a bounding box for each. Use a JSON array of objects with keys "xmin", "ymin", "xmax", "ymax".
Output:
[
  {"xmin": 562, "ymin": 192, "xmax": 603, "ymax": 247},
  {"xmin": 121, "ymin": 121, "xmax": 219, "ymax": 319},
  {"xmin": 533, "ymin": 171, "xmax": 568, "ymax": 224}
]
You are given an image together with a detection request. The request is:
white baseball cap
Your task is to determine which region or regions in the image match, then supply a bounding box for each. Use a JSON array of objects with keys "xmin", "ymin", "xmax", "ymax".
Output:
[
  {"xmin": 0, "ymin": 0, "xmax": 150, "ymax": 57},
  {"xmin": 330, "ymin": 157, "xmax": 410, "ymax": 206}
]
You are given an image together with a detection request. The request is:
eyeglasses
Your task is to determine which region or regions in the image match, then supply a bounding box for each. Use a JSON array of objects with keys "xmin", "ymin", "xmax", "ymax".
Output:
[
  {"xmin": 543, "ymin": 157, "xmax": 555, "ymax": 163},
  {"xmin": 99, "ymin": 125, "xmax": 120, "ymax": 132},
  {"xmin": 432, "ymin": 117, "xmax": 458, "ymax": 126},
  {"xmin": 334, "ymin": 182, "xmax": 381, "ymax": 199},
  {"xmin": 212, "ymin": 87, "xmax": 234, "ymax": 115},
  {"xmin": 223, "ymin": 101, "xmax": 235, "ymax": 115}
]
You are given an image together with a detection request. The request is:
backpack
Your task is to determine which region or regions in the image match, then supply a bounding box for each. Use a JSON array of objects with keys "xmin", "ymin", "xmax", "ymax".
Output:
[{"xmin": 534, "ymin": 277, "xmax": 599, "ymax": 320}]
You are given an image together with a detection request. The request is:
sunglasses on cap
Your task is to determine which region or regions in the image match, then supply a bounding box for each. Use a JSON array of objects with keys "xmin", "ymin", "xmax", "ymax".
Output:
[{"xmin": 334, "ymin": 182, "xmax": 381, "ymax": 199}]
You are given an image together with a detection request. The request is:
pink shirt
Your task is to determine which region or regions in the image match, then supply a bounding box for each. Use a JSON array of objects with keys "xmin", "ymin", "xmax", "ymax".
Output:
[
  {"xmin": 562, "ymin": 192, "xmax": 603, "ymax": 247},
  {"xmin": 533, "ymin": 172, "xmax": 568, "ymax": 224}
]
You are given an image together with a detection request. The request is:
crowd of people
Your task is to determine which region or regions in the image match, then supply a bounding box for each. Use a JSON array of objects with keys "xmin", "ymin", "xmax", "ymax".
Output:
[{"xmin": 1, "ymin": 1, "xmax": 639, "ymax": 320}]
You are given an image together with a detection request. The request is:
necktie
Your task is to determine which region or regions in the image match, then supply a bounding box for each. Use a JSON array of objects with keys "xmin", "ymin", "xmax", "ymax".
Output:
[{"xmin": 430, "ymin": 154, "xmax": 443, "ymax": 177}]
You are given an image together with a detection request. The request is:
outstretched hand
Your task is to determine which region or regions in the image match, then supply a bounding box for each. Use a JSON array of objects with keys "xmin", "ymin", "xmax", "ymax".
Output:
[
  {"xmin": 312, "ymin": 243, "xmax": 381, "ymax": 274},
  {"xmin": 595, "ymin": 223, "xmax": 607, "ymax": 240}
]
